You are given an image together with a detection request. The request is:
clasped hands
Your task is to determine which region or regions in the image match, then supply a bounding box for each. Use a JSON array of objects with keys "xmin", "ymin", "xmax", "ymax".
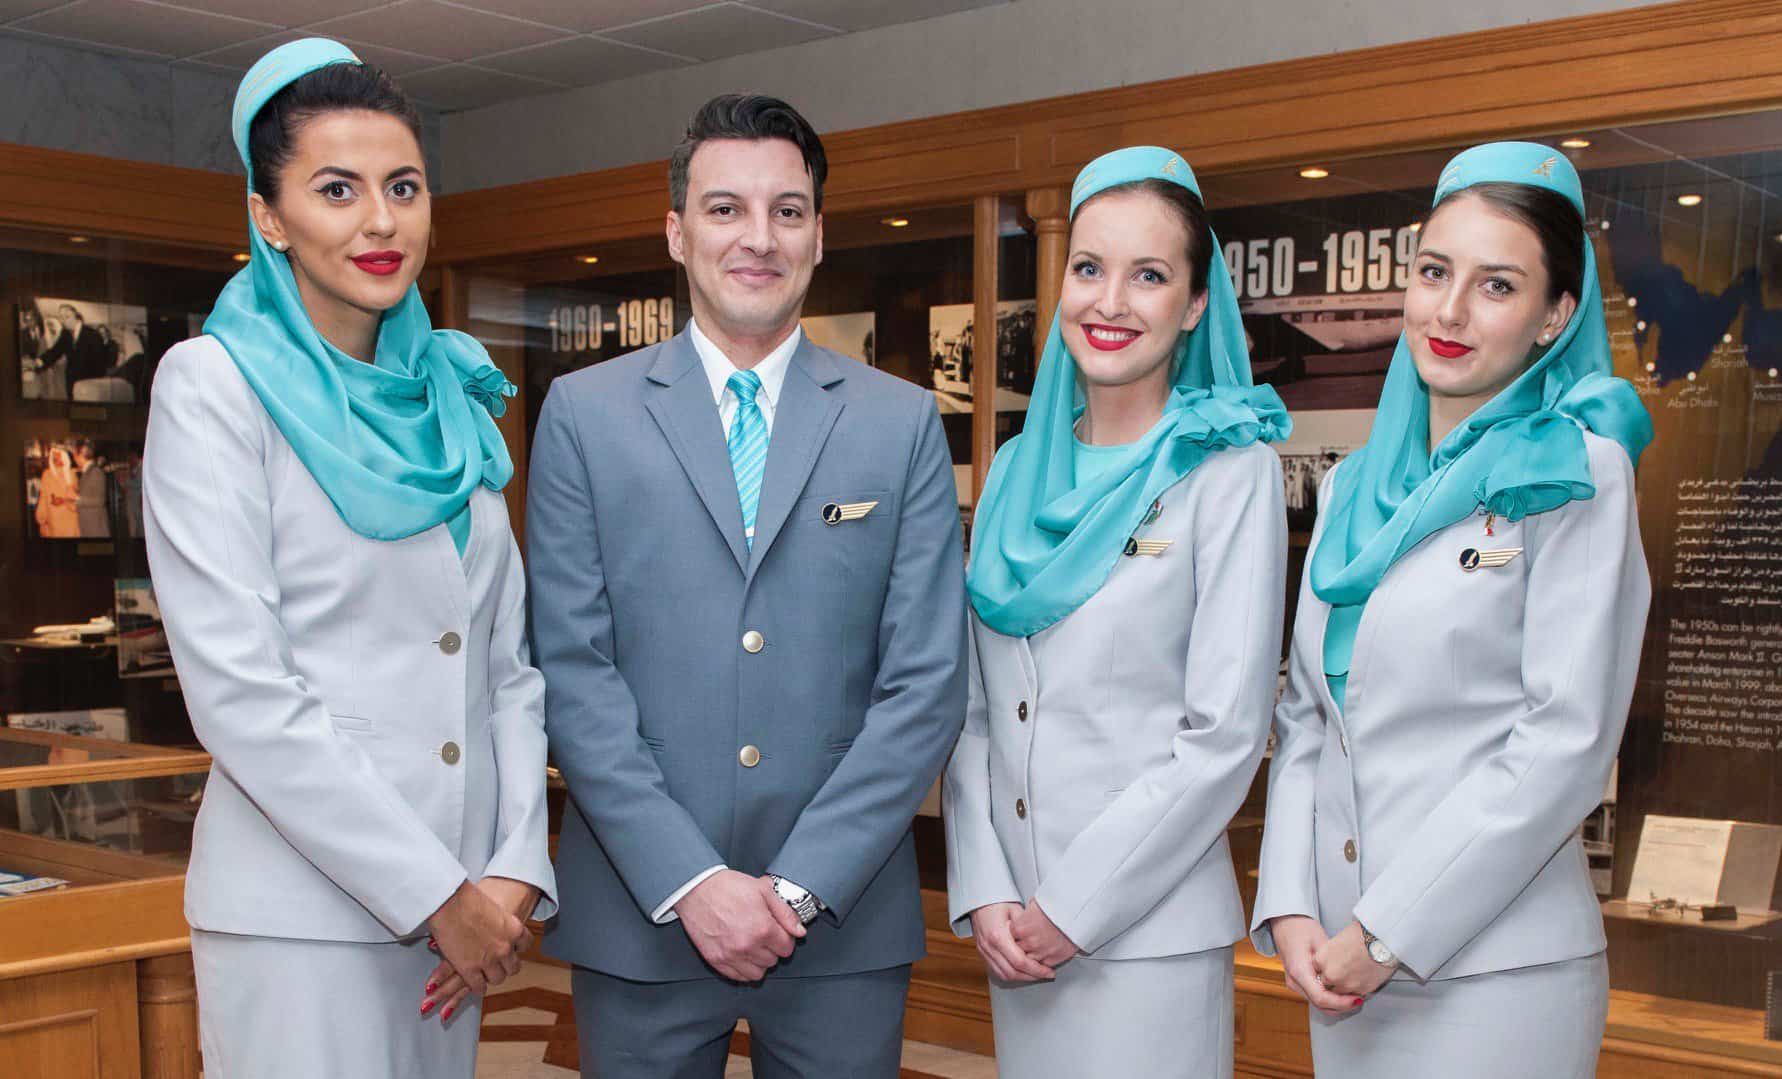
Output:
[
  {"xmin": 1269, "ymin": 915, "xmax": 1396, "ymax": 1016},
  {"xmin": 674, "ymin": 869, "xmax": 809, "ymax": 982},
  {"xmin": 968, "ymin": 900, "xmax": 1079, "ymax": 984},
  {"xmin": 420, "ymin": 876, "xmax": 539, "ymax": 1023}
]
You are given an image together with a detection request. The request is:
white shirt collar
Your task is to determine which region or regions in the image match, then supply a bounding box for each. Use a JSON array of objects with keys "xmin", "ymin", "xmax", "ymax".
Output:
[{"xmin": 690, "ymin": 317, "xmax": 800, "ymax": 412}]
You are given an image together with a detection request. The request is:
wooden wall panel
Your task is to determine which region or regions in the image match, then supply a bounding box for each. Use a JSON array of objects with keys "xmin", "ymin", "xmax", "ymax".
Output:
[
  {"xmin": 0, "ymin": 963, "xmax": 140, "ymax": 1079},
  {"xmin": 431, "ymin": 0, "xmax": 1782, "ymax": 264}
]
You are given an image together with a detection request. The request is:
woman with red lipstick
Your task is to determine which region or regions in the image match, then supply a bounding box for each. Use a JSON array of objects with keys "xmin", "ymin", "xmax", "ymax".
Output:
[
  {"xmin": 1251, "ymin": 142, "xmax": 1653, "ymax": 1078},
  {"xmin": 945, "ymin": 146, "xmax": 1289, "ymax": 1077},
  {"xmin": 141, "ymin": 40, "xmax": 553, "ymax": 1077}
]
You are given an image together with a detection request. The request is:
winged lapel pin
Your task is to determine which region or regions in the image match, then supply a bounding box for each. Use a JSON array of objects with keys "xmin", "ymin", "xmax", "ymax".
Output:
[
  {"xmin": 1459, "ymin": 546, "xmax": 1523, "ymax": 572},
  {"xmin": 821, "ymin": 500, "xmax": 879, "ymax": 525}
]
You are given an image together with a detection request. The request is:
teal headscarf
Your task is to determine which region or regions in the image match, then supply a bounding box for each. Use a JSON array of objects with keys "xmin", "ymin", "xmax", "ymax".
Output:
[
  {"xmin": 966, "ymin": 146, "xmax": 1291, "ymax": 637},
  {"xmin": 204, "ymin": 38, "xmax": 514, "ymax": 553},
  {"xmin": 1309, "ymin": 141, "xmax": 1654, "ymax": 704}
]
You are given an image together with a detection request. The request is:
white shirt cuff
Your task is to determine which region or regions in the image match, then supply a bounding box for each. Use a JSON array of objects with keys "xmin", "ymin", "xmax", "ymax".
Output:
[{"xmin": 652, "ymin": 865, "xmax": 726, "ymax": 924}]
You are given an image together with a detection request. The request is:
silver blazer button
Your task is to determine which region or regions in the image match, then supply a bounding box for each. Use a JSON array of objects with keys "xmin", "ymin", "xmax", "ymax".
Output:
[
  {"xmin": 436, "ymin": 632, "xmax": 462, "ymax": 655},
  {"xmin": 440, "ymin": 741, "xmax": 461, "ymax": 766}
]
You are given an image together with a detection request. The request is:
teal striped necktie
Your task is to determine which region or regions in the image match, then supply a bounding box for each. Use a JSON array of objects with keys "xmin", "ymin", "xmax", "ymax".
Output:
[{"xmin": 726, "ymin": 369, "xmax": 769, "ymax": 546}]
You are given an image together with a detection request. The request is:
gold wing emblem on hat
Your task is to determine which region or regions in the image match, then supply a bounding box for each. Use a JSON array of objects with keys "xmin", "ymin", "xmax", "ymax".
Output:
[
  {"xmin": 1162, "ymin": 156, "xmax": 1181, "ymax": 176},
  {"xmin": 1533, "ymin": 156, "xmax": 1557, "ymax": 178}
]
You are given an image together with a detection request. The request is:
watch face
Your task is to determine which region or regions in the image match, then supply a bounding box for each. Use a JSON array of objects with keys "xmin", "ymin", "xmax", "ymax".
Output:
[{"xmin": 1368, "ymin": 940, "xmax": 1392, "ymax": 964}]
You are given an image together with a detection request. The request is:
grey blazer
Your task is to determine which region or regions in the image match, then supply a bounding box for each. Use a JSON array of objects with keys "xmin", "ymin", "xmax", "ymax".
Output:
[
  {"xmin": 143, "ymin": 336, "xmax": 557, "ymax": 942},
  {"xmin": 945, "ymin": 442, "xmax": 1285, "ymax": 959},
  {"xmin": 1251, "ymin": 431, "xmax": 1649, "ymax": 981},
  {"xmin": 527, "ymin": 329, "xmax": 967, "ymax": 982}
]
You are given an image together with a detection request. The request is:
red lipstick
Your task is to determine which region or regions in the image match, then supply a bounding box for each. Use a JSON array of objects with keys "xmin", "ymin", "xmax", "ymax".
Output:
[
  {"xmin": 1081, "ymin": 323, "xmax": 1141, "ymax": 352},
  {"xmin": 1427, "ymin": 337, "xmax": 1473, "ymax": 359},
  {"xmin": 351, "ymin": 250, "xmax": 404, "ymax": 276}
]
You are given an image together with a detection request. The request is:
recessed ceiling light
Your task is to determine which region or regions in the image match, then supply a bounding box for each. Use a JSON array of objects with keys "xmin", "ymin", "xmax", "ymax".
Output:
[
  {"xmin": 882, "ymin": 217, "xmax": 910, "ymax": 228},
  {"xmin": 1561, "ymin": 137, "xmax": 1592, "ymax": 149},
  {"xmin": 67, "ymin": 235, "xmax": 89, "ymax": 244},
  {"xmin": 233, "ymin": 253, "xmax": 250, "ymax": 262},
  {"xmin": 579, "ymin": 255, "xmax": 600, "ymax": 265},
  {"xmin": 1676, "ymin": 194, "xmax": 1703, "ymax": 207},
  {"xmin": 1298, "ymin": 167, "xmax": 1329, "ymax": 180}
]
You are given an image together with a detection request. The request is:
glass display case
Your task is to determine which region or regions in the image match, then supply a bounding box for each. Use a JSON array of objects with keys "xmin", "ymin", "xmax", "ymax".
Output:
[{"xmin": 0, "ymin": 726, "xmax": 205, "ymax": 897}]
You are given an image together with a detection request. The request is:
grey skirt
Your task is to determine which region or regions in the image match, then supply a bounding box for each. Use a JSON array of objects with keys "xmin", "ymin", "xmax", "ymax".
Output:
[
  {"xmin": 1309, "ymin": 951, "xmax": 1609, "ymax": 1079},
  {"xmin": 988, "ymin": 946, "xmax": 1234, "ymax": 1079},
  {"xmin": 191, "ymin": 929, "xmax": 481, "ymax": 1079}
]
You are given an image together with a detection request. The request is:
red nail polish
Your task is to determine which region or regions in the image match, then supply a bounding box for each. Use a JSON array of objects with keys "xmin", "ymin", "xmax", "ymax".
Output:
[
  {"xmin": 442, "ymin": 1006, "xmax": 454, "ymax": 1020},
  {"xmin": 421, "ymin": 999, "xmax": 434, "ymax": 1015},
  {"xmin": 1353, "ymin": 998, "xmax": 1365, "ymax": 1007},
  {"xmin": 426, "ymin": 981, "xmax": 437, "ymax": 994}
]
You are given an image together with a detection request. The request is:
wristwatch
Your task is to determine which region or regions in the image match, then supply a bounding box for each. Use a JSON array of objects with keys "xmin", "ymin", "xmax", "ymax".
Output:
[
  {"xmin": 1361, "ymin": 924, "xmax": 1395, "ymax": 967},
  {"xmin": 769, "ymin": 875, "xmax": 822, "ymax": 926}
]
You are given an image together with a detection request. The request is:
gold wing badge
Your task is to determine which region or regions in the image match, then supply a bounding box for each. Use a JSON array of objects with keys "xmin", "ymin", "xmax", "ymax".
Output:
[
  {"xmin": 821, "ymin": 500, "xmax": 879, "ymax": 525},
  {"xmin": 1459, "ymin": 546, "xmax": 1522, "ymax": 572},
  {"xmin": 1123, "ymin": 538, "xmax": 1173, "ymax": 557}
]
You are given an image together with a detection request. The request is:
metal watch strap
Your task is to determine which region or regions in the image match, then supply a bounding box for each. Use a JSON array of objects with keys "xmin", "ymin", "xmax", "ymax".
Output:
[
  {"xmin": 1361, "ymin": 925, "xmax": 1395, "ymax": 966},
  {"xmin": 770, "ymin": 875, "xmax": 820, "ymax": 926}
]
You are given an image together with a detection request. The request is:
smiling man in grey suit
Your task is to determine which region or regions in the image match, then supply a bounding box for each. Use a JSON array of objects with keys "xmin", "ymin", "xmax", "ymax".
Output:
[{"xmin": 526, "ymin": 94, "xmax": 968, "ymax": 1078}]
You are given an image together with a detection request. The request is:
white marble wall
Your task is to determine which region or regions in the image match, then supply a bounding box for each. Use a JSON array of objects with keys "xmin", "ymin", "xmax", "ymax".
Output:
[
  {"xmin": 442, "ymin": 0, "xmax": 1664, "ymax": 192},
  {"xmin": 0, "ymin": 34, "xmax": 445, "ymax": 189}
]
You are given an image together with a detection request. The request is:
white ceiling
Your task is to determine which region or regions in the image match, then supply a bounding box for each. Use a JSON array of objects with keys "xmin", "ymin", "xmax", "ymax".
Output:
[{"xmin": 0, "ymin": 0, "xmax": 1009, "ymax": 111}]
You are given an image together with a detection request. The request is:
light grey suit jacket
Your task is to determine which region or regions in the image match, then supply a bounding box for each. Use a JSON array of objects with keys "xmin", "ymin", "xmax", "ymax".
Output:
[
  {"xmin": 1251, "ymin": 431, "xmax": 1649, "ymax": 981},
  {"xmin": 143, "ymin": 336, "xmax": 557, "ymax": 941},
  {"xmin": 527, "ymin": 329, "xmax": 967, "ymax": 982},
  {"xmin": 946, "ymin": 441, "xmax": 1285, "ymax": 959}
]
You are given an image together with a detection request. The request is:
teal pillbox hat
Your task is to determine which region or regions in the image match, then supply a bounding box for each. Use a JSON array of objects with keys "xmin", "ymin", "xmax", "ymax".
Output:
[{"xmin": 231, "ymin": 37, "xmax": 361, "ymax": 185}]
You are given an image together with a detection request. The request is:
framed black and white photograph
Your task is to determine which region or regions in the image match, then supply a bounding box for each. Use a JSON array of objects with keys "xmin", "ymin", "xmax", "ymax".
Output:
[
  {"xmin": 23, "ymin": 437, "xmax": 143, "ymax": 541},
  {"xmin": 927, "ymin": 299, "xmax": 1037, "ymax": 415},
  {"xmin": 1272, "ymin": 409, "xmax": 1374, "ymax": 533},
  {"xmin": 17, "ymin": 297, "xmax": 151, "ymax": 404},
  {"xmin": 801, "ymin": 311, "xmax": 875, "ymax": 366}
]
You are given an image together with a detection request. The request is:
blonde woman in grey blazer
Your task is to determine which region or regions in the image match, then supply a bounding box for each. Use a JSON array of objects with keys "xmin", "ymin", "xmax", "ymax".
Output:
[
  {"xmin": 1252, "ymin": 143, "xmax": 1653, "ymax": 1078},
  {"xmin": 945, "ymin": 147, "xmax": 1290, "ymax": 1078}
]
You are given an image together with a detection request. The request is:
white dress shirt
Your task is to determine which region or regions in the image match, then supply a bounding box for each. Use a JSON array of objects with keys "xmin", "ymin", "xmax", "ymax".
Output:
[{"xmin": 651, "ymin": 318, "xmax": 804, "ymax": 924}]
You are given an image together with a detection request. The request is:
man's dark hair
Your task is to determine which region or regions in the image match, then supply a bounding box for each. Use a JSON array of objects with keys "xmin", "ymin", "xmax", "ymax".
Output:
[
  {"xmin": 249, "ymin": 62, "xmax": 425, "ymax": 203},
  {"xmin": 669, "ymin": 94, "xmax": 828, "ymax": 214}
]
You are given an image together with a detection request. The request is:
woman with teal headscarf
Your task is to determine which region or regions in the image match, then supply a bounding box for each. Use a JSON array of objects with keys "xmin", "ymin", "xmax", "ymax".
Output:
[
  {"xmin": 1250, "ymin": 142, "xmax": 1653, "ymax": 1078},
  {"xmin": 142, "ymin": 40, "xmax": 554, "ymax": 1076},
  {"xmin": 943, "ymin": 147, "xmax": 1290, "ymax": 1077}
]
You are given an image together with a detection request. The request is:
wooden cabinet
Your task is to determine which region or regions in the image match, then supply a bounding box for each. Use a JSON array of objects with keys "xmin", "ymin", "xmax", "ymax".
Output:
[{"xmin": 0, "ymin": 730, "xmax": 206, "ymax": 1079}]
